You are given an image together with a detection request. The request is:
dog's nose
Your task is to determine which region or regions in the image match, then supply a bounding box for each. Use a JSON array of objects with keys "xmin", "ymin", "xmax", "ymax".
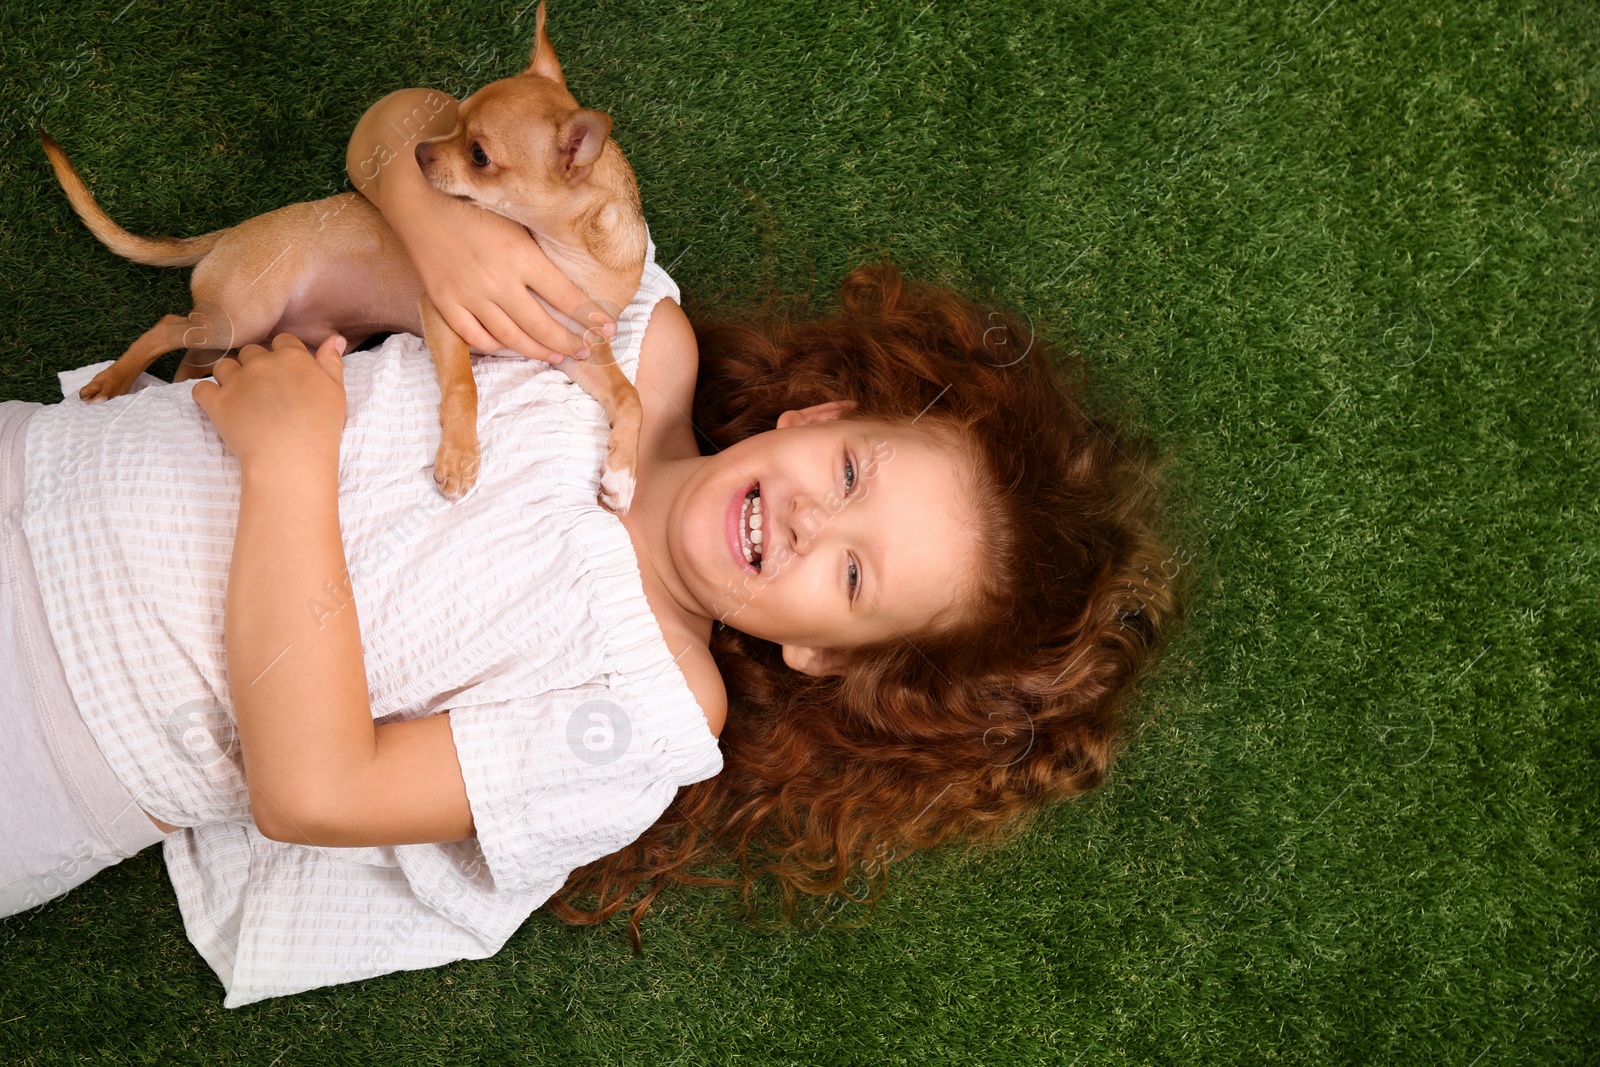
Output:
[{"xmin": 415, "ymin": 141, "xmax": 434, "ymax": 167}]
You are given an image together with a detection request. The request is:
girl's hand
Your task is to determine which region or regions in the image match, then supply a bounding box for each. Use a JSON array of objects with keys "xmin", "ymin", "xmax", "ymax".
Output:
[
  {"xmin": 404, "ymin": 190, "xmax": 609, "ymax": 364},
  {"xmin": 192, "ymin": 333, "xmax": 348, "ymax": 473},
  {"xmin": 347, "ymin": 88, "xmax": 616, "ymax": 364}
]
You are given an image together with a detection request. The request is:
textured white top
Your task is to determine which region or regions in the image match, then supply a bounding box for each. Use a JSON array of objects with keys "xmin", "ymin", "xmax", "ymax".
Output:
[{"xmin": 20, "ymin": 236, "xmax": 722, "ymax": 1008}]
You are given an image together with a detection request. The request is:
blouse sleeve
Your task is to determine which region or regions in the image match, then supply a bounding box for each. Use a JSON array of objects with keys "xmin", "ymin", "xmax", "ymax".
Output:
[
  {"xmin": 163, "ymin": 675, "xmax": 722, "ymax": 1009},
  {"xmin": 443, "ymin": 675, "xmax": 721, "ymax": 895}
]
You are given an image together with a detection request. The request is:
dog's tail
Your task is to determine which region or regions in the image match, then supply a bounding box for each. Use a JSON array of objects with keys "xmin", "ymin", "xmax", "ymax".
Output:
[{"xmin": 40, "ymin": 130, "xmax": 228, "ymax": 267}]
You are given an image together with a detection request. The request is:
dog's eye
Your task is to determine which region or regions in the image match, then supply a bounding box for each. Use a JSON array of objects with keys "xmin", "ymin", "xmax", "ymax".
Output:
[{"xmin": 470, "ymin": 143, "xmax": 489, "ymax": 167}]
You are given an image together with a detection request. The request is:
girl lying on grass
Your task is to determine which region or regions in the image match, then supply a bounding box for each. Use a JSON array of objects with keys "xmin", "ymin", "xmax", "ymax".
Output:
[{"xmin": 0, "ymin": 89, "xmax": 1179, "ymax": 1006}]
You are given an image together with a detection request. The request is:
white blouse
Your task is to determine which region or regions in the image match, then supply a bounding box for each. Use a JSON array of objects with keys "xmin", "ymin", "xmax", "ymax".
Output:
[{"xmin": 20, "ymin": 235, "xmax": 722, "ymax": 1008}]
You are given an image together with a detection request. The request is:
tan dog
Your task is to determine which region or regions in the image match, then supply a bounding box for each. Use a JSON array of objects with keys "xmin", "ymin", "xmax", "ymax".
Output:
[{"xmin": 40, "ymin": 1, "xmax": 645, "ymax": 510}]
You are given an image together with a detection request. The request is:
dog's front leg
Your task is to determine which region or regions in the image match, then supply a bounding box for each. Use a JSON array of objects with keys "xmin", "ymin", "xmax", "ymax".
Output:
[
  {"xmin": 562, "ymin": 347, "xmax": 641, "ymax": 515},
  {"xmin": 419, "ymin": 295, "xmax": 481, "ymax": 501}
]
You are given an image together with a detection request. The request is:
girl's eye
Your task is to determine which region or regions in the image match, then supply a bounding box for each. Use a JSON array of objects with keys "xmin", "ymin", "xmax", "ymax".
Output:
[
  {"xmin": 847, "ymin": 555, "xmax": 860, "ymax": 601},
  {"xmin": 470, "ymin": 143, "xmax": 489, "ymax": 167},
  {"xmin": 843, "ymin": 451, "xmax": 857, "ymax": 494}
]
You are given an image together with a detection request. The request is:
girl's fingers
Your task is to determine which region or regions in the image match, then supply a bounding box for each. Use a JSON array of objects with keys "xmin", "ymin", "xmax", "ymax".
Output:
[
  {"xmin": 476, "ymin": 211, "xmax": 594, "ymax": 335},
  {"xmin": 313, "ymin": 334, "xmax": 347, "ymax": 384},
  {"xmin": 531, "ymin": 267, "xmax": 604, "ymax": 334},
  {"xmin": 439, "ymin": 304, "xmax": 499, "ymax": 354},
  {"xmin": 572, "ymin": 298, "xmax": 621, "ymax": 344},
  {"xmin": 190, "ymin": 378, "xmax": 217, "ymax": 414},
  {"xmin": 477, "ymin": 303, "xmax": 562, "ymax": 363},
  {"xmin": 212, "ymin": 356, "xmax": 241, "ymax": 384},
  {"xmin": 521, "ymin": 257, "xmax": 614, "ymax": 339},
  {"xmin": 495, "ymin": 286, "xmax": 586, "ymax": 359}
]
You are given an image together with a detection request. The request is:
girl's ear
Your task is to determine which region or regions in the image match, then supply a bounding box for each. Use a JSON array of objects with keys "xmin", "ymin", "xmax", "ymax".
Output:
[
  {"xmin": 776, "ymin": 399, "xmax": 856, "ymax": 429},
  {"xmin": 782, "ymin": 644, "xmax": 846, "ymax": 677}
]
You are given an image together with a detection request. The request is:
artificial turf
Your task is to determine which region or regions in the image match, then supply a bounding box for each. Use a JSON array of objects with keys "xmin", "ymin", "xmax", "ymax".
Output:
[{"xmin": 1, "ymin": 0, "xmax": 1595, "ymax": 1062}]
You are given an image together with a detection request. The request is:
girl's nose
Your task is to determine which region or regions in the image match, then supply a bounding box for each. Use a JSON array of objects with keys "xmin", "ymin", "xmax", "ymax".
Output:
[
  {"xmin": 786, "ymin": 490, "xmax": 844, "ymax": 556},
  {"xmin": 773, "ymin": 492, "xmax": 802, "ymax": 558}
]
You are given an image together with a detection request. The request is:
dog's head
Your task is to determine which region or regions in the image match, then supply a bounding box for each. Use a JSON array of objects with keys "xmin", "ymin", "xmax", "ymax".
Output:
[{"xmin": 415, "ymin": 1, "xmax": 617, "ymax": 231}]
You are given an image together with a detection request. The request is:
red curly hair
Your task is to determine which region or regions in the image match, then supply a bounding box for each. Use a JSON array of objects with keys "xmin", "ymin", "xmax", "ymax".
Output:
[{"xmin": 548, "ymin": 261, "xmax": 1182, "ymax": 944}]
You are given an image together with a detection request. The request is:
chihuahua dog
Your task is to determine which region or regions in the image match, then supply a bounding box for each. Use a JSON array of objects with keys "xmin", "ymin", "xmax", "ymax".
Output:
[{"xmin": 40, "ymin": 1, "xmax": 646, "ymax": 510}]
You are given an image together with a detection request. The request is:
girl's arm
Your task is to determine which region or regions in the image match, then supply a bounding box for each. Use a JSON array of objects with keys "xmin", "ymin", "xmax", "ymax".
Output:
[
  {"xmin": 194, "ymin": 334, "xmax": 475, "ymax": 847},
  {"xmin": 346, "ymin": 88, "xmax": 614, "ymax": 364}
]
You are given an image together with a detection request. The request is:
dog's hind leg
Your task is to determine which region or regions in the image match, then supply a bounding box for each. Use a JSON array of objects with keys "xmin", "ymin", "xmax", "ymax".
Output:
[
  {"xmin": 172, "ymin": 348, "xmax": 228, "ymax": 383},
  {"xmin": 80, "ymin": 314, "xmax": 190, "ymax": 402},
  {"xmin": 79, "ymin": 308, "xmax": 243, "ymax": 401}
]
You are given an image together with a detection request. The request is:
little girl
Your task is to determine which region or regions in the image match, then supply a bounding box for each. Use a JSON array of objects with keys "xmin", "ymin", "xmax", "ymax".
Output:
[{"xmin": 0, "ymin": 90, "xmax": 1178, "ymax": 1006}]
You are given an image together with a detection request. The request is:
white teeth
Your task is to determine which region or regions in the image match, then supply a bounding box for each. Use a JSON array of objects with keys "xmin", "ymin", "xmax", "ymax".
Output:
[
  {"xmin": 734, "ymin": 486, "xmax": 764, "ymax": 570},
  {"xmin": 738, "ymin": 491, "xmax": 757, "ymax": 567},
  {"xmin": 750, "ymin": 489, "xmax": 763, "ymax": 563}
]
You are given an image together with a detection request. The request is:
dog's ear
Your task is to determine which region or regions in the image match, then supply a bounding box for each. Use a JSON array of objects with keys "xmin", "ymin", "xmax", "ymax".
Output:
[
  {"xmin": 524, "ymin": 1, "xmax": 567, "ymax": 88},
  {"xmin": 558, "ymin": 109, "xmax": 612, "ymax": 179}
]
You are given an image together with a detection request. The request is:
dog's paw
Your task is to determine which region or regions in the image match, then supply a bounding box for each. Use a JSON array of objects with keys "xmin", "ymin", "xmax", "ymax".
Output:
[
  {"xmin": 79, "ymin": 368, "xmax": 133, "ymax": 403},
  {"xmin": 598, "ymin": 425, "xmax": 639, "ymax": 515},
  {"xmin": 433, "ymin": 438, "xmax": 482, "ymax": 502},
  {"xmin": 598, "ymin": 462, "xmax": 636, "ymax": 515}
]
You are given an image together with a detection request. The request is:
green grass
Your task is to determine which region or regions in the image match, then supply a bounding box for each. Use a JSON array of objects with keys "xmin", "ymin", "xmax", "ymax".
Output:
[{"xmin": 2, "ymin": 0, "xmax": 1596, "ymax": 1062}]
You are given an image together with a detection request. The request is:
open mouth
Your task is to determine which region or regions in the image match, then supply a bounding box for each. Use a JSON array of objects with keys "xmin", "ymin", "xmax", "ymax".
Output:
[{"xmin": 730, "ymin": 484, "xmax": 765, "ymax": 572}]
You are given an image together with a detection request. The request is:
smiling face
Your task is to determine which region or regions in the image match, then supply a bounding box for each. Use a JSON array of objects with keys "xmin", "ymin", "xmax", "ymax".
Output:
[{"xmin": 666, "ymin": 403, "xmax": 985, "ymax": 675}]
